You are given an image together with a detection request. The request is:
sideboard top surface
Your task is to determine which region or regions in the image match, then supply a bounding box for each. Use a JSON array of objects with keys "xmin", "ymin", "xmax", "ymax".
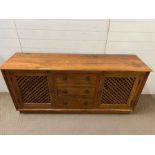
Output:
[{"xmin": 0, "ymin": 53, "xmax": 152, "ymax": 72}]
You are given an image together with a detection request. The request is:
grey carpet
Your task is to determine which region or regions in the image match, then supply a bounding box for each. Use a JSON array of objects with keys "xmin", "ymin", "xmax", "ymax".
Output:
[{"xmin": 0, "ymin": 92, "xmax": 155, "ymax": 135}]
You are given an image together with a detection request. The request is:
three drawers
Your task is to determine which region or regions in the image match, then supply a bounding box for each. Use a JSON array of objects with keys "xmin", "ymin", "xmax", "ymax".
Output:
[{"xmin": 55, "ymin": 73, "xmax": 97, "ymax": 108}]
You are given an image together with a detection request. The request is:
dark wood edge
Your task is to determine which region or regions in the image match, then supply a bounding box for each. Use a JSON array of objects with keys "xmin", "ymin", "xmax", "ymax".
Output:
[
  {"xmin": 131, "ymin": 72, "xmax": 150, "ymax": 109},
  {"xmin": 19, "ymin": 108, "xmax": 133, "ymax": 114},
  {"xmin": 126, "ymin": 74, "xmax": 141, "ymax": 107},
  {"xmin": 47, "ymin": 71, "xmax": 56, "ymax": 107},
  {"xmin": 1, "ymin": 68, "xmax": 152, "ymax": 72}
]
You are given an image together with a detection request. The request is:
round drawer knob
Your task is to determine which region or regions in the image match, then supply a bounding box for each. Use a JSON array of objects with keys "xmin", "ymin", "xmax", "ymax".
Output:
[
  {"xmin": 62, "ymin": 90, "xmax": 68, "ymax": 94},
  {"xmin": 85, "ymin": 76, "xmax": 90, "ymax": 81},
  {"xmin": 83, "ymin": 101, "xmax": 88, "ymax": 105},
  {"xmin": 85, "ymin": 89, "xmax": 90, "ymax": 94},
  {"xmin": 63, "ymin": 102, "xmax": 68, "ymax": 105},
  {"xmin": 62, "ymin": 76, "xmax": 68, "ymax": 80}
]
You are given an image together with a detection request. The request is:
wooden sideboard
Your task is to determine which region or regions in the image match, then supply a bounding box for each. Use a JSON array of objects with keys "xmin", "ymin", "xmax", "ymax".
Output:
[{"xmin": 0, "ymin": 53, "xmax": 152, "ymax": 113}]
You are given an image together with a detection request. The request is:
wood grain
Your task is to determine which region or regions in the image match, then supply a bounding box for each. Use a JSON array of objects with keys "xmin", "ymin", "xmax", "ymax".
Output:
[
  {"xmin": 0, "ymin": 53, "xmax": 152, "ymax": 72},
  {"xmin": 0, "ymin": 53, "xmax": 152, "ymax": 113}
]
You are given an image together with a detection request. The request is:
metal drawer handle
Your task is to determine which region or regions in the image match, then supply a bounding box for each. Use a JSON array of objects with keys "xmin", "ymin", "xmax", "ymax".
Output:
[
  {"xmin": 62, "ymin": 76, "xmax": 68, "ymax": 80},
  {"xmin": 62, "ymin": 90, "xmax": 68, "ymax": 94},
  {"xmin": 85, "ymin": 89, "xmax": 90, "ymax": 94},
  {"xmin": 63, "ymin": 102, "xmax": 68, "ymax": 105},
  {"xmin": 83, "ymin": 101, "xmax": 89, "ymax": 105},
  {"xmin": 85, "ymin": 76, "xmax": 90, "ymax": 81}
]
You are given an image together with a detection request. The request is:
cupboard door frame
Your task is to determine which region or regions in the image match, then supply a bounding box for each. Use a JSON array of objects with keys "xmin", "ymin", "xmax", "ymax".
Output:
[
  {"xmin": 9, "ymin": 70, "xmax": 55, "ymax": 109},
  {"xmin": 97, "ymin": 72, "xmax": 142, "ymax": 109}
]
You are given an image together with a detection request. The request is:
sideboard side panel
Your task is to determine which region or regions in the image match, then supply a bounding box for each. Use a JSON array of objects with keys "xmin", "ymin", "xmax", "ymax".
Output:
[
  {"xmin": 131, "ymin": 72, "xmax": 150, "ymax": 109},
  {"xmin": 1, "ymin": 70, "xmax": 19, "ymax": 109}
]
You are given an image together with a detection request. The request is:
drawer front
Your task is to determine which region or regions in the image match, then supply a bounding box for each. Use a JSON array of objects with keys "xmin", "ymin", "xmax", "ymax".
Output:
[
  {"xmin": 56, "ymin": 97, "xmax": 94, "ymax": 108},
  {"xmin": 57, "ymin": 87, "xmax": 95, "ymax": 97},
  {"xmin": 56, "ymin": 73, "xmax": 96, "ymax": 84}
]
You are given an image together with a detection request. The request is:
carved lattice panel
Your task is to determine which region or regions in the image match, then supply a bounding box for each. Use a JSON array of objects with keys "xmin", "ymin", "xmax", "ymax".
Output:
[
  {"xmin": 16, "ymin": 76, "xmax": 51, "ymax": 104},
  {"xmin": 101, "ymin": 77, "xmax": 136, "ymax": 104}
]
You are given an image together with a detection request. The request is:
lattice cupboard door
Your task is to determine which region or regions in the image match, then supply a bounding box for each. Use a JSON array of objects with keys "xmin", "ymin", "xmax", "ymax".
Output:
[
  {"xmin": 98, "ymin": 72, "xmax": 141, "ymax": 109},
  {"xmin": 10, "ymin": 71, "xmax": 55, "ymax": 109}
]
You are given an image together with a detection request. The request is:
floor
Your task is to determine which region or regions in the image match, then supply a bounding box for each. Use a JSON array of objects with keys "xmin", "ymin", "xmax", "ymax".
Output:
[{"xmin": 0, "ymin": 92, "xmax": 155, "ymax": 135}]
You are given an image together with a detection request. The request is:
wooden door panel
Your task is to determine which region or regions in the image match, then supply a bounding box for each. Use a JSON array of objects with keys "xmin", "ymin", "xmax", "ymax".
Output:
[
  {"xmin": 98, "ymin": 72, "xmax": 141, "ymax": 108},
  {"xmin": 10, "ymin": 71, "xmax": 55, "ymax": 109}
]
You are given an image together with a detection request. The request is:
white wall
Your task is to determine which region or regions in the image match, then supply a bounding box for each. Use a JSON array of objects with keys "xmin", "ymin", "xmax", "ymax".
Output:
[
  {"xmin": 106, "ymin": 20, "xmax": 155, "ymax": 94},
  {"xmin": 0, "ymin": 19, "xmax": 154, "ymax": 94},
  {"xmin": 0, "ymin": 19, "xmax": 21, "ymax": 92}
]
